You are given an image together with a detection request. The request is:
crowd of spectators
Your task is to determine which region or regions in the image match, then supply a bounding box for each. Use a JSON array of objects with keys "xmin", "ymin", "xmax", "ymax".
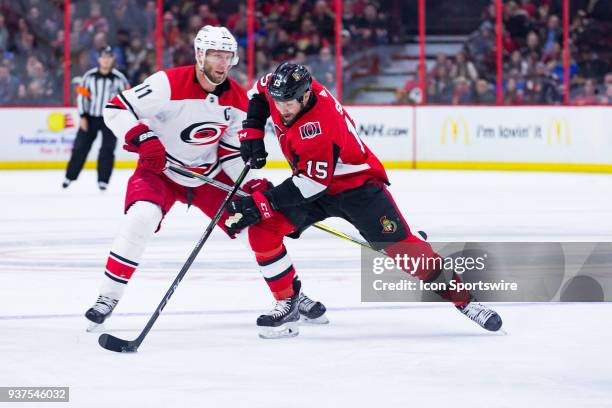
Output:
[
  {"xmin": 568, "ymin": 0, "xmax": 612, "ymax": 104},
  {"xmin": 0, "ymin": 0, "xmax": 158, "ymax": 105},
  {"xmin": 1, "ymin": 0, "xmax": 610, "ymax": 106},
  {"xmin": 0, "ymin": 0, "xmax": 65, "ymax": 105},
  {"xmin": 161, "ymin": 0, "xmax": 393, "ymax": 94},
  {"xmin": 400, "ymin": 0, "xmax": 611, "ymax": 105},
  {"xmin": 69, "ymin": 0, "xmax": 157, "ymax": 98},
  {"xmin": 161, "ymin": 0, "xmax": 249, "ymax": 88},
  {"xmin": 161, "ymin": 0, "xmax": 342, "ymax": 92},
  {"xmin": 253, "ymin": 0, "xmax": 338, "ymax": 91}
]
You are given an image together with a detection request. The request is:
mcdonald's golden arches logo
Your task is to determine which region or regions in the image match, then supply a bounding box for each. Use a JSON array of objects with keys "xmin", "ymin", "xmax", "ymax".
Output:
[
  {"xmin": 441, "ymin": 116, "xmax": 469, "ymax": 145},
  {"xmin": 546, "ymin": 117, "xmax": 570, "ymax": 145}
]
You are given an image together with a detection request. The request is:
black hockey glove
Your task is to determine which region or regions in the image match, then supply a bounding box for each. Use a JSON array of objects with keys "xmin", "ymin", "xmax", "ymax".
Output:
[
  {"xmin": 225, "ymin": 191, "xmax": 275, "ymax": 235},
  {"xmin": 238, "ymin": 128, "xmax": 268, "ymax": 169}
]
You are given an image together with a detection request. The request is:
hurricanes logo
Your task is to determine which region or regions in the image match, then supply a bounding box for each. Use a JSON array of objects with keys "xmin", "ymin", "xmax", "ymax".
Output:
[
  {"xmin": 180, "ymin": 122, "xmax": 228, "ymax": 145},
  {"xmin": 380, "ymin": 216, "xmax": 398, "ymax": 234}
]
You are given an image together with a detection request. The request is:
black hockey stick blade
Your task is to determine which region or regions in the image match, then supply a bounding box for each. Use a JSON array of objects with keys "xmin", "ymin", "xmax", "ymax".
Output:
[{"xmin": 98, "ymin": 333, "xmax": 139, "ymax": 353}]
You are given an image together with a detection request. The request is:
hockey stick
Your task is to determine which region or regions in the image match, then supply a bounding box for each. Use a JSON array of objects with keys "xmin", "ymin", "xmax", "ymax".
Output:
[
  {"xmin": 98, "ymin": 162, "xmax": 252, "ymax": 353},
  {"xmin": 167, "ymin": 164, "xmax": 388, "ymax": 255}
]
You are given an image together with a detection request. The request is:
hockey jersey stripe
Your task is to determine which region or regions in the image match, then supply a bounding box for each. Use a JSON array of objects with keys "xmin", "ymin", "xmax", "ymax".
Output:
[
  {"xmin": 292, "ymin": 174, "xmax": 327, "ymax": 199},
  {"xmin": 165, "ymin": 152, "xmax": 218, "ymax": 170},
  {"xmin": 117, "ymin": 93, "xmax": 139, "ymax": 120},
  {"xmin": 219, "ymin": 153, "xmax": 241, "ymax": 163},
  {"xmin": 166, "ymin": 157, "xmax": 220, "ymax": 177},
  {"xmin": 334, "ymin": 161, "xmax": 371, "ymax": 176},
  {"xmin": 219, "ymin": 141, "xmax": 240, "ymax": 151},
  {"xmin": 107, "ymin": 95, "xmax": 128, "ymax": 110}
]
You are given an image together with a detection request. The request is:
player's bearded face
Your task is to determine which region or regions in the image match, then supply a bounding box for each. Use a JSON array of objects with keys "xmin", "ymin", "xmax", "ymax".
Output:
[
  {"xmin": 274, "ymin": 93, "xmax": 309, "ymax": 126},
  {"xmin": 201, "ymin": 50, "xmax": 234, "ymax": 84}
]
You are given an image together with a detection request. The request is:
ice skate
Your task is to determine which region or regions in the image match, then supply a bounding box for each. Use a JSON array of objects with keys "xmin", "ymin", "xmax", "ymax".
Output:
[
  {"xmin": 85, "ymin": 295, "xmax": 118, "ymax": 332},
  {"xmin": 298, "ymin": 292, "xmax": 329, "ymax": 324},
  {"xmin": 257, "ymin": 279, "xmax": 301, "ymax": 339},
  {"xmin": 456, "ymin": 300, "xmax": 503, "ymax": 332}
]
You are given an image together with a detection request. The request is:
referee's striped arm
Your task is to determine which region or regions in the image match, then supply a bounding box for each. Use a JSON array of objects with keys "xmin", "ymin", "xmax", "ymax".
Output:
[
  {"xmin": 79, "ymin": 68, "xmax": 131, "ymax": 117},
  {"xmin": 112, "ymin": 68, "xmax": 130, "ymax": 92},
  {"xmin": 77, "ymin": 68, "xmax": 97, "ymax": 117}
]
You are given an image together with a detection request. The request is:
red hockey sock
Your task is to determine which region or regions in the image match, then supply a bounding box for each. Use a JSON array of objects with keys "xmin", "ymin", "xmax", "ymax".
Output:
[{"xmin": 385, "ymin": 234, "xmax": 470, "ymax": 306}]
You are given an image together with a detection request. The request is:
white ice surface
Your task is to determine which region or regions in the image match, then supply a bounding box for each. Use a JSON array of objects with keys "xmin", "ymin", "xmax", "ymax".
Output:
[{"xmin": 1, "ymin": 169, "xmax": 611, "ymax": 408}]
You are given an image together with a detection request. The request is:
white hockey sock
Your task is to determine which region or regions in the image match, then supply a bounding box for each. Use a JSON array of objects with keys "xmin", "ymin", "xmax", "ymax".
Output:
[{"xmin": 99, "ymin": 201, "xmax": 162, "ymax": 299}]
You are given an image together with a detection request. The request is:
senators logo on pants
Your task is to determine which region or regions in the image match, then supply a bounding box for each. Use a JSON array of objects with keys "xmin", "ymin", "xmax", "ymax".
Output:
[
  {"xmin": 380, "ymin": 216, "xmax": 398, "ymax": 234},
  {"xmin": 180, "ymin": 122, "xmax": 228, "ymax": 145}
]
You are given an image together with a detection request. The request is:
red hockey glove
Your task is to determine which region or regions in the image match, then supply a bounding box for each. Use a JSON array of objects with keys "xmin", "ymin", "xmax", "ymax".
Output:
[
  {"xmin": 241, "ymin": 178, "xmax": 273, "ymax": 194},
  {"xmin": 238, "ymin": 127, "xmax": 267, "ymax": 169},
  {"xmin": 125, "ymin": 124, "xmax": 166, "ymax": 174},
  {"xmin": 225, "ymin": 191, "xmax": 275, "ymax": 234}
]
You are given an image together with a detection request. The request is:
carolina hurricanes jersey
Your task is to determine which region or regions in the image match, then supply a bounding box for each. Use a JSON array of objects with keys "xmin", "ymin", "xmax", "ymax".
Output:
[
  {"xmin": 104, "ymin": 65, "xmax": 248, "ymax": 187},
  {"xmin": 248, "ymin": 74, "xmax": 388, "ymax": 199}
]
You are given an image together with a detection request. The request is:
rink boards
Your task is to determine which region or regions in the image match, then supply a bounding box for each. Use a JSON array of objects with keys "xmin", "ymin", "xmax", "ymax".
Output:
[{"xmin": 1, "ymin": 106, "xmax": 611, "ymax": 172}]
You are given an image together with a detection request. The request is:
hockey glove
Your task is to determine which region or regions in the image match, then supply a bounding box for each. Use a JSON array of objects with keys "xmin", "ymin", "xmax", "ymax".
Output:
[
  {"xmin": 225, "ymin": 191, "xmax": 275, "ymax": 234},
  {"xmin": 238, "ymin": 128, "xmax": 268, "ymax": 169},
  {"xmin": 125, "ymin": 124, "xmax": 166, "ymax": 174},
  {"xmin": 241, "ymin": 178, "xmax": 273, "ymax": 194}
]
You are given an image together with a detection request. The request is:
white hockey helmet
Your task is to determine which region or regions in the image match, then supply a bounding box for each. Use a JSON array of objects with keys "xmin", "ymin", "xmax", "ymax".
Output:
[{"xmin": 194, "ymin": 25, "xmax": 239, "ymax": 68}]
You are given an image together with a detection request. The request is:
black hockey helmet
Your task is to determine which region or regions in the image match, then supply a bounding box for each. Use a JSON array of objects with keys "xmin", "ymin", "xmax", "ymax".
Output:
[{"xmin": 267, "ymin": 62, "xmax": 312, "ymax": 102}]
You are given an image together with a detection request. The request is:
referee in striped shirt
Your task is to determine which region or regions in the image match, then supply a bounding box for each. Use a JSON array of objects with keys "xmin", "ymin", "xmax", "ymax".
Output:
[{"xmin": 63, "ymin": 46, "xmax": 129, "ymax": 190}]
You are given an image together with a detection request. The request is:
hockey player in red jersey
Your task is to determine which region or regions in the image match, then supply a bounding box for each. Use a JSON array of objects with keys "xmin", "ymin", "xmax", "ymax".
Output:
[
  {"xmin": 84, "ymin": 28, "xmax": 327, "ymax": 330},
  {"xmin": 226, "ymin": 62, "xmax": 503, "ymax": 338}
]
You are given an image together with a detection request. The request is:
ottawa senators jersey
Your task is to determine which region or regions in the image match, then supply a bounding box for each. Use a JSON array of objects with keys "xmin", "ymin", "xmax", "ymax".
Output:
[
  {"xmin": 247, "ymin": 74, "xmax": 388, "ymax": 202},
  {"xmin": 104, "ymin": 65, "xmax": 248, "ymax": 187}
]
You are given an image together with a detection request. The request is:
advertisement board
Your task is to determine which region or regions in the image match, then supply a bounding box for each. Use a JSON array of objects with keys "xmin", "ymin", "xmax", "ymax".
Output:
[
  {"xmin": 416, "ymin": 106, "xmax": 612, "ymax": 172},
  {"xmin": 2, "ymin": 106, "xmax": 612, "ymax": 172},
  {"xmin": 0, "ymin": 108, "xmax": 135, "ymax": 168}
]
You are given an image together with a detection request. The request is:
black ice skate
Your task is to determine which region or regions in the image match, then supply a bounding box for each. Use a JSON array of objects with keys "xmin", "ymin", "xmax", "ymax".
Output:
[
  {"xmin": 298, "ymin": 292, "xmax": 329, "ymax": 324},
  {"xmin": 257, "ymin": 279, "xmax": 301, "ymax": 339},
  {"xmin": 85, "ymin": 295, "xmax": 118, "ymax": 332},
  {"xmin": 456, "ymin": 300, "xmax": 503, "ymax": 332}
]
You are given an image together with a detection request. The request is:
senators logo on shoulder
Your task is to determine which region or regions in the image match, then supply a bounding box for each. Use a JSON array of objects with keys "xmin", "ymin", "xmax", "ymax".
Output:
[
  {"xmin": 180, "ymin": 122, "xmax": 228, "ymax": 146},
  {"xmin": 299, "ymin": 121, "xmax": 322, "ymax": 139}
]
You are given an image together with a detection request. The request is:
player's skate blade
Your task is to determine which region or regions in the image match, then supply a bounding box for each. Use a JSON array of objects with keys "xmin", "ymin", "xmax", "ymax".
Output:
[
  {"xmin": 85, "ymin": 295, "xmax": 118, "ymax": 332},
  {"xmin": 300, "ymin": 315, "xmax": 329, "ymax": 325},
  {"xmin": 298, "ymin": 292, "xmax": 329, "ymax": 325},
  {"xmin": 258, "ymin": 321, "xmax": 299, "ymax": 339},
  {"xmin": 86, "ymin": 322, "xmax": 106, "ymax": 333},
  {"xmin": 457, "ymin": 301, "xmax": 503, "ymax": 332}
]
